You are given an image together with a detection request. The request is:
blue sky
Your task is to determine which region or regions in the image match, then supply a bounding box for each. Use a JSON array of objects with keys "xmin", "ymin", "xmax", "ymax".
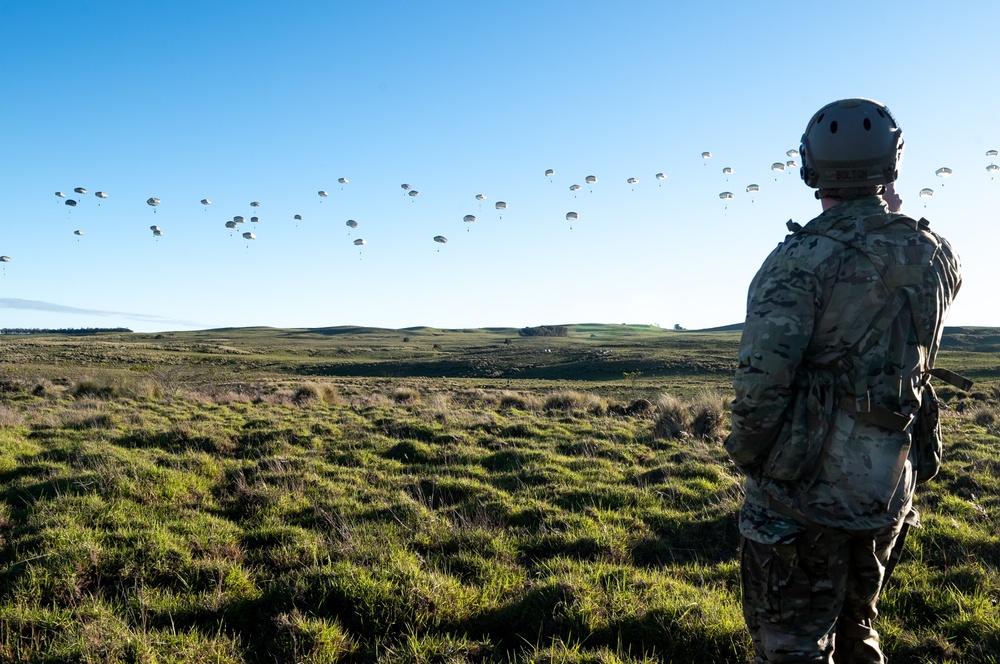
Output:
[{"xmin": 1, "ymin": 1, "xmax": 996, "ymax": 332}]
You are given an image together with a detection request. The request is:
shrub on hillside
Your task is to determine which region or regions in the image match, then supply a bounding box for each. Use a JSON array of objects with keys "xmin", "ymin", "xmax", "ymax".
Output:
[{"xmin": 518, "ymin": 325, "xmax": 568, "ymax": 337}]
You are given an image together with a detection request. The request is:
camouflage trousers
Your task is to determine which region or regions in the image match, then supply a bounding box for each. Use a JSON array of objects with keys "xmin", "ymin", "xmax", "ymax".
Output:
[{"xmin": 740, "ymin": 518, "xmax": 908, "ymax": 663}]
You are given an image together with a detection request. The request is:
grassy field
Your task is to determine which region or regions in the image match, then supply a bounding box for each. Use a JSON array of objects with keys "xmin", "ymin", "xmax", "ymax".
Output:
[{"xmin": 0, "ymin": 324, "xmax": 998, "ymax": 663}]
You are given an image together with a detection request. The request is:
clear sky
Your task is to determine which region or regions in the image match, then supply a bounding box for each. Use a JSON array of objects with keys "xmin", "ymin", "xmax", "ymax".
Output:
[{"xmin": 1, "ymin": 1, "xmax": 996, "ymax": 332}]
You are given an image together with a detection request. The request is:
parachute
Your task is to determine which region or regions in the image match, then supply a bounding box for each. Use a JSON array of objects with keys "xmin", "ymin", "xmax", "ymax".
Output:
[
  {"xmin": 147, "ymin": 197, "xmax": 160, "ymax": 207},
  {"xmin": 585, "ymin": 175, "xmax": 597, "ymax": 184},
  {"xmin": 234, "ymin": 216, "xmax": 245, "ymax": 223},
  {"xmin": 495, "ymin": 201, "xmax": 507, "ymax": 210},
  {"xmin": 346, "ymin": 219, "xmax": 358, "ymax": 228},
  {"xmin": 401, "ymin": 184, "xmax": 412, "ymax": 191},
  {"xmin": 201, "ymin": 198, "xmax": 212, "ymax": 205},
  {"xmin": 152, "ymin": 229, "xmax": 164, "ymax": 237},
  {"xmin": 919, "ymin": 188, "xmax": 935, "ymax": 198},
  {"xmin": 544, "ymin": 169, "xmax": 554, "ymax": 177},
  {"xmin": 463, "ymin": 215, "xmax": 476, "ymax": 223},
  {"xmin": 73, "ymin": 230, "xmax": 84, "ymax": 235},
  {"xmin": 74, "ymin": 187, "xmax": 87, "ymax": 195},
  {"xmin": 771, "ymin": 162, "xmax": 785, "ymax": 172},
  {"xmin": 655, "ymin": 173, "xmax": 666, "ymax": 180},
  {"xmin": 433, "ymin": 235, "xmax": 447, "ymax": 244},
  {"xmin": 569, "ymin": 184, "xmax": 581, "ymax": 191},
  {"xmin": 242, "ymin": 232, "xmax": 256, "ymax": 240},
  {"xmin": 0, "ymin": 256, "xmax": 9, "ymax": 262},
  {"xmin": 719, "ymin": 192, "xmax": 734, "ymax": 200},
  {"xmin": 251, "ymin": 216, "xmax": 260, "ymax": 223},
  {"xmin": 338, "ymin": 177, "xmax": 349, "ymax": 184},
  {"xmin": 95, "ymin": 191, "xmax": 108, "ymax": 199},
  {"xmin": 627, "ymin": 177, "xmax": 639, "ymax": 184},
  {"xmin": 722, "ymin": 167, "xmax": 733, "ymax": 175},
  {"xmin": 475, "ymin": 193, "xmax": 485, "ymax": 200},
  {"xmin": 250, "ymin": 201, "xmax": 261, "ymax": 208},
  {"xmin": 225, "ymin": 221, "xmax": 238, "ymax": 229},
  {"xmin": 55, "ymin": 191, "xmax": 66, "ymax": 198},
  {"xmin": 786, "ymin": 160, "xmax": 798, "ymax": 168},
  {"xmin": 353, "ymin": 239, "xmax": 366, "ymax": 246},
  {"xmin": 566, "ymin": 212, "xmax": 578, "ymax": 221},
  {"xmin": 65, "ymin": 199, "xmax": 77, "ymax": 207},
  {"xmin": 786, "ymin": 149, "xmax": 800, "ymax": 157},
  {"xmin": 294, "ymin": 214, "xmax": 303, "ymax": 220},
  {"xmin": 988, "ymin": 150, "xmax": 998, "ymax": 157},
  {"xmin": 746, "ymin": 184, "xmax": 760, "ymax": 192},
  {"xmin": 149, "ymin": 225, "xmax": 160, "ymax": 232},
  {"xmin": 407, "ymin": 190, "xmax": 419, "ymax": 198},
  {"xmin": 318, "ymin": 190, "xmax": 328, "ymax": 198},
  {"xmin": 987, "ymin": 164, "xmax": 1000, "ymax": 173},
  {"xmin": 701, "ymin": 151, "xmax": 712, "ymax": 159},
  {"xmin": 935, "ymin": 167, "xmax": 953, "ymax": 178}
]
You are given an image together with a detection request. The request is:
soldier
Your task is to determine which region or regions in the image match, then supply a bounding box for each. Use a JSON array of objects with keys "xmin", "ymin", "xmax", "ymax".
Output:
[{"xmin": 725, "ymin": 98, "xmax": 963, "ymax": 663}]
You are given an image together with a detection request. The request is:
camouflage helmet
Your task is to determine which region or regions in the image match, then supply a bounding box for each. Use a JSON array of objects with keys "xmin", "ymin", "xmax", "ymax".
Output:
[{"xmin": 799, "ymin": 98, "xmax": 904, "ymax": 190}]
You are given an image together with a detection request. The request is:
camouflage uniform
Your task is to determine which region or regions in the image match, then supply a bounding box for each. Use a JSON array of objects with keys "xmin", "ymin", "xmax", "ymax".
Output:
[{"xmin": 725, "ymin": 196, "xmax": 961, "ymax": 663}]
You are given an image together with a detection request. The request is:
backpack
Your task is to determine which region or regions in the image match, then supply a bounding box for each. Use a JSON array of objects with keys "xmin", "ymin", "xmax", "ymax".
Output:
[{"xmin": 778, "ymin": 217, "xmax": 971, "ymax": 484}]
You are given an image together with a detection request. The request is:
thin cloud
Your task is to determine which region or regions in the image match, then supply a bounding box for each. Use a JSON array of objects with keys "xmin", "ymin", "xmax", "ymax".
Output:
[{"xmin": 0, "ymin": 298, "xmax": 205, "ymax": 328}]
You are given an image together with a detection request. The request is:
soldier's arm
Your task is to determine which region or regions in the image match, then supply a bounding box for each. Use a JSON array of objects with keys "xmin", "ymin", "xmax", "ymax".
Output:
[{"xmin": 725, "ymin": 254, "xmax": 820, "ymax": 471}]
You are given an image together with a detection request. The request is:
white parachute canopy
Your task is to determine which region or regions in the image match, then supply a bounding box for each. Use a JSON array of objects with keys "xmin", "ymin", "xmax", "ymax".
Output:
[
  {"xmin": 250, "ymin": 216, "xmax": 260, "ymax": 223},
  {"xmin": 433, "ymin": 235, "xmax": 448, "ymax": 244},
  {"xmin": 401, "ymin": 183, "xmax": 412, "ymax": 191},
  {"xmin": 338, "ymin": 177, "xmax": 349, "ymax": 184},
  {"xmin": 569, "ymin": 184, "xmax": 581, "ymax": 191},
  {"xmin": 353, "ymin": 238, "xmax": 366, "ymax": 246},
  {"xmin": 655, "ymin": 172, "xmax": 666, "ymax": 180},
  {"xmin": 234, "ymin": 216, "xmax": 245, "ymax": 223},
  {"xmin": 225, "ymin": 221, "xmax": 238, "ymax": 228},
  {"xmin": 250, "ymin": 201, "xmax": 261, "ymax": 208},
  {"xmin": 566, "ymin": 211, "xmax": 578, "ymax": 221},
  {"xmin": 463, "ymin": 214, "xmax": 476, "ymax": 223},
  {"xmin": 152, "ymin": 229, "xmax": 164, "ymax": 237},
  {"xmin": 408, "ymin": 190, "xmax": 419, "ymax": 197},
  {"xmin": 935, "ymin": 167, "xmax": 953, "ymax": 178},
  {"xmin": 495, "ymin": 201, "xmax": 507, "ymax": 210},
  {"xmin": 988, "ymin": 149, "xmax": 998, "ymax": 157},
  {"xmin": 701, "ymin": 151, "xmax": 712, "ymax": 159},
  {"xmin": 746, "ymin": 184, "xmax": 760, "ymax": 193},
  {"xmin": 65, "ymin": 199, "xmax": 77, "ymax": 207},
  {"xmin": 627, "ymin": 177, "xmax": 639, "ymax": 184},
  {"xmin": 475, "ymin": 193, "xmax": 485, "ymax": 200},
  {"xmin": 55, "ymin": 191, "xmax": 66, "ymax": 198},
  {"xmin": 346, "ymin": 219, "xmax": 358, "ymax": 228},
  {"xmin": 74, "ymin": 230, "xmax": 84, "ymax": 235},
  {"xmin": 771, "ymin": 162, "xmax": 785, "ymax": 172},
  {"xmin": 719, "ymin": 191, "xmax": 734, "ymax": 200},
  {"xmin": 919, "ymin": 188, "xmax": 935, "ymax": 198},
  {"xmin": 585, "ymin": 175, "xmax": 597, "ymax": 184},
  {"xmin": 243, "ymin": 232, "xmax": 256, "ymax": 240},
  {"xmin": 722, "ymin": 167, "xmax": 733, "ymax": 175},
  {"xmin": 318, "ymin": 190, "xmax": 328, "ymax": 198},
  {"xmin": 544, "ymin": 169, "xmax": 554, "ymax": 177},
  {"xmin": 149, "ymin": 225, "xmax": 160, "ymax": 232},
  {"xmin": 146, "ymin": 197, "xmax": 160, "ymax": 207},
  {"xmin": 95, "ymin": 191, "xmax": 108, "ymax": 199},
  {"xmin": 987, "ymin": 164, "xmax": 1000, "ymax": 173},
  {"xmin": 201, "ymin": 198, "xmax": 212, "ymax": 205},
  {"xmin": 74, "ymin": 187, "xmax": 87, "ymax": 195},
  {"xmin": 786, "ymin": 149, "xmax": 800, "ymax": 157},
  {"xmin": 0, "ymin": 256, "xmax": 10, "ymax": 262},
  {"xmin": 294, "ymin": 214, "xmax": 303, "ymax": 220}
]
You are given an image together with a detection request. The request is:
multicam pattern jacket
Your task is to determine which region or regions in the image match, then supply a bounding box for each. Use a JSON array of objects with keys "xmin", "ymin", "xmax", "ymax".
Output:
[{"xmin": 726, "ymin": 196, "xmax": 961, "ymax": 542}]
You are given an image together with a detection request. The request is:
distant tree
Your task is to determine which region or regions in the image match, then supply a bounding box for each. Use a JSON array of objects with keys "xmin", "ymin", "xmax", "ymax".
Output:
[
  {"xmin": 674, "ymin": 324, "xmax": 686, "ymax": 331},
  {"xmin": 518, "ymin": 325, "xmax": 568, "ymax": 338}
]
